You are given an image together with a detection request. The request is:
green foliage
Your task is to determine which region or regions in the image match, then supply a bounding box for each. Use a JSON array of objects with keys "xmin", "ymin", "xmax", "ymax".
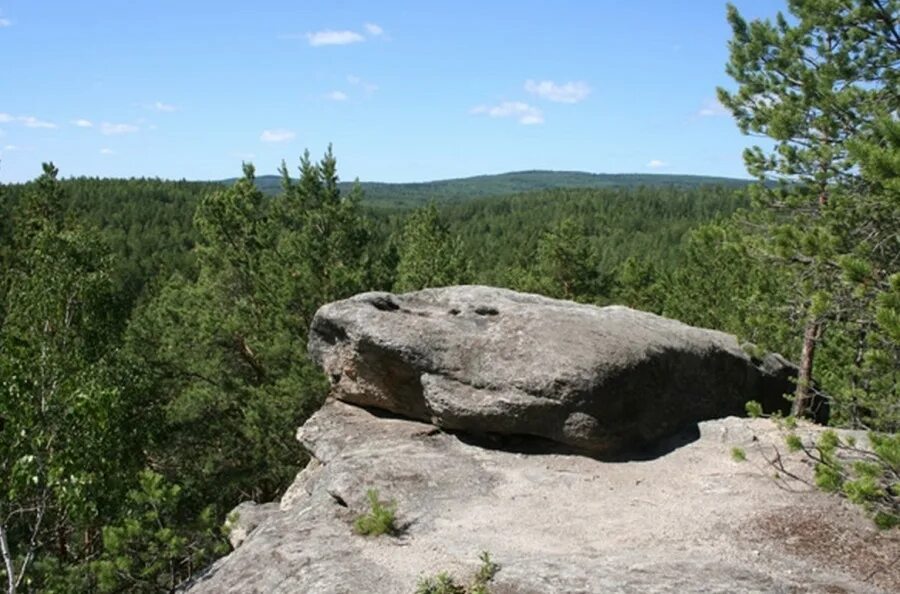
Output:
[
  {"xmin": 354, "ymin": 490, "xmax": 397, "ymax": 537},
  {"xmin": 745, "ymin": 401, "xmax": 764, "ymax": 418},
  {"xmin": 731, "ymin": 447, "xmax": 747, "ymax": 462},
  {"xmin": 230, "ymin": 170, "xmax": 752, "ymax": 206},
  {"xmin": 804, "ymin": 430, "xmax": 899, "ymax": 528},
  {"xmin": 715, "ymin": 0, "xmax": 900, "ymax": 426},
  {"xmin": 416, "ymin": 572, "xmax": 464, "ymax": 594},
  {"xmin": 93, "ymin": 470, "xmax": 228, "ymax": 593},
  {"xmin": 526, "ymin": 217, "xmax": 610, "ymax": 302},
  {"xmin": 394, "ymin": 203, "xmax": 470, "ymax": 292},
  {"xmin": 0, "ymin": 163, "xmax": 156, "ymax": 591},
  {"xmin": 785, "ymin": 433, "xmax": 803, "ymax": 452},
  {"xmin": 415, "ymin": 551, "xmax": 499, "ymax": 594}
]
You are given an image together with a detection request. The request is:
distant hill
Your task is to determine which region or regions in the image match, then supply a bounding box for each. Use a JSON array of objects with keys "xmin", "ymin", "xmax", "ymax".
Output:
[{"xmin": 220, "ymin": 170, "xmax": 752, "ymax": 208}]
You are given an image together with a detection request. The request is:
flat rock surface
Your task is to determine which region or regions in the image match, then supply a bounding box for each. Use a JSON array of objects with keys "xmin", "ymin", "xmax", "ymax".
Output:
[
  {"xmin": 308, "ymin": 286, "xmax": 795, "ymax": 454},
  {"xmin": 189, "ymin": 400, "xmax": 899, "ymax": 593}
]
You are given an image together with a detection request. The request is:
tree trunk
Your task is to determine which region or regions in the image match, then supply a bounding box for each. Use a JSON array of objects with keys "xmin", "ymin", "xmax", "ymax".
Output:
[
  {"xmin": 0, "ymin": 523, "xmax": 16, "ymax": 594},
  {"xmin": 792, "ymin": 320, "xmax": 824, "ymax": 417}
]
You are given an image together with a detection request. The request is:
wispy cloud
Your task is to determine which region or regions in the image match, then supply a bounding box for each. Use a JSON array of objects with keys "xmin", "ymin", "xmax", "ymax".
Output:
[
  {"xmin": 146, "ymin": 101, "xmax": 178, "ymax": 112},
  {"xmin": 100, "ymin": 148, "xmax": 115, "ymax": 155},
  {"xmin": 525, "ymin": 80, "xmax": 591, "ymax": 104},
  {"xmin": 72, "ymin": 118, "xmax": 94, "ymax": 128},
  {"xmin": 306, "ymin": 30, "xmax": 365, "ymax": 46},
  {"xmin": 647, "ymin": 159, "xmax": 668, "ymax": 169},
  {"xmin": 260, "ymin": 129, "xmax": 296, "ymax": 143},
  {"xmin": 363, "ymin": 23, "xmax": 384, "ymax": 36},
  {"xmin": 2, "ymin": 144, "xmax": 19, "ymax": 152},
  {"xmin": 301, "ymin": 23, "xmax": 386, "ymax": 46},
  {"xmin": 471, "ymin": 101, "xmax": 544, "ymax": 125},
  {"xmin": 325, "ymin": 90, "xmax": 348, "ymax": 101},
  {"xmin": 0, "ymin": 18, "xmax": 11, "ymax": 28},
  {"xmin": 101, "ymin": 122, "xmax": 139, "ymax": 135},
  {"xmin": 20, "ymin": 116, "xmax": 57, "ymax": 129},
  {"xmin": 697, "ymin": 98, "xmax": 729, "ymax": 117},
  {"xmin": 347, "ymin": 74, "xmax": 378, "ymax": 94},
  {"xmin": 0, "ymin": 113, "xmax": 57, "ymax": 128}
]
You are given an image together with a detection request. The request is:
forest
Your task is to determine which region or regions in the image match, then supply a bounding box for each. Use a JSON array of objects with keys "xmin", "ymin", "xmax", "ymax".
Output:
[{"xmin": 1, "ymin": 1, "xmax": 898, "ymax": 592}]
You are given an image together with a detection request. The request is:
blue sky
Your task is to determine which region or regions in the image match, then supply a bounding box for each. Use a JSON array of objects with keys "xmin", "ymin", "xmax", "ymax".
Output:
[{"xmin": 0, "ymin": 0, "xmax": 786, "ymax": 184}]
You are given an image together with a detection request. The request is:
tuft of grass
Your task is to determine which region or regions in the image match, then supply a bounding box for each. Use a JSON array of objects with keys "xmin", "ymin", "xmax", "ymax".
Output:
[
  {"xmin": 353, "ymin": 489, "xmax": 397, "ymax": 536},
  {"xmin": 731, "ymin": 446, "xmax": 747, "ymax": 462},
  {"xmin": 415, "ymin": 551, "xmax": 500, "ymax": 594},
  {"xmin": 415, "ymin": 572, "xmax": 464, "ymax": 594}
]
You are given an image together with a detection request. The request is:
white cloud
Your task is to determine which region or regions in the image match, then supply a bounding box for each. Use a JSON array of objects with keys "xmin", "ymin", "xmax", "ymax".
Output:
[
  {"xmin": 0, "ymin": 113, "xmax": 57, "ymax": 128},
  {"xmin": 0, "ymin": 18, "xmax": 11, "ymax": 28},
  {"xmin": 148, "ymin": 101, "xmax": 177, "ymax": 112},
  {"xmin": 471, "ymin": 101, "xmax": 544, "ymax": 125},
  {"xmin": 306, "ymin": 30, "xmax": 365, "ymax": 46},
  {"xmin": 325, "ymin": 90, "xmax": 348, "ymax": 101},
  {"xmin": 19, "ymin": 116, "xmax": 57, "ymax": 128},
  {"xmin": 347, "ymin": 74, "xmax": 378, "ymax": 94},
  {"xmin": 100, "ymin": 148, "xmax": 114, "ymax": 155},
  {"xmin": 260, "ymin": 129, "xmax": 296, "ymax": 143},
  {"xmin": 697, "ymin": 98, "xmax": 729, "ymax": 117},
  {"xmin": 72, "ymin": 118, "xmax": 94, "ymax": 128},
  {"xmin": 525, "ymin": 80, "xmax": 591, "ymax": 104},
  {"xmin": 101, "ymin": 122, "xmax": 139, "ymax": 135},
  {"xmin": 2, "ymin": 144, "xmax": 18, "ymax": 152},
  {"xmin": 647, "ymin": 159, "xmax": 668, "ymax": 169},
  {"xmin": 364, "ymin": 23, "xmax": 384, "ymax": 36}
]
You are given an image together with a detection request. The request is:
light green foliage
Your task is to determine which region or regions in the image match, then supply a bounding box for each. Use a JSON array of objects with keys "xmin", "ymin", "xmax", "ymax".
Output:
[
  {"xmin": 0, "ymin": 164, "xmax": 148, "ymax": 590},
  {"xmin": 416, "ymin": 572, "xmax": 464, "ymax": 594},
  {"xmin": 415, "ymin": 551, "xmax": 499, "ymax": 594},
  {"xmin": 804, "ymin": 430, "xmax": 899, "ymax": 528},
  {"xmin": 731, "ymin": 447, "xmax": 748, "ymax": 462},
  {"xmin": 785, "ymin": 434, "xmax": 803, "ymax": 452},
  {"xmin": 394, "ymin": 203, "xmax": 470, "ymax": 292},
  {"xmin": 354, "ymin": 490, "xmax": 397, "ymax": 537},
  {"xmin": 93, "ymin": 470, "xmax": 228, "ymax": 593},
  {"xmin": 745, "ymin": 401, "xmax": 764, "ymax": 418}
]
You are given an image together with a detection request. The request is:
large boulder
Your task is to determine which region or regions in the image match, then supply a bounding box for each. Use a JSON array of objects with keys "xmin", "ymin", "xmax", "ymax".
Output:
[{"xmin": 309, "ymin": 286, "xmax": 793, "ymax": 454}]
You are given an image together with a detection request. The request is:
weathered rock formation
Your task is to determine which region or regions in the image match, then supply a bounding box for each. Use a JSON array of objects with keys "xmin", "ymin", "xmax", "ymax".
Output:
[
  {"xmin": 188, "ymin": 287, "xmax": 898, "ymax": 593},
  {"xmin": 309, "ymin": 286, "xmax": 795, "ymax": 454}
]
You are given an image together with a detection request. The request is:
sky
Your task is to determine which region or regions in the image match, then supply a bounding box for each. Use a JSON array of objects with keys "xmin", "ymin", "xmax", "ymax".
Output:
[{"xmin": 0, "ymin": 0, "xmax": 788, "ymax": 184}]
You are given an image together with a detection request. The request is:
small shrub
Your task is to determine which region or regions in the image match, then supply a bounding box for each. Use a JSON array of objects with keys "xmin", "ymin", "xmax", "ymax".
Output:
[
  {"xmin": 741, "ymin": 401, "xmax": 899, "ymax": 529},
  {"xmin": 416, "ymin": 572, "xmax": 464, "ymax": 594},
  {"xmin": 415, "ymin": 551, "xmax": 499, "ymax": 594},
  {"xmin": 745, "ymin": 400, "xmax": 764, "ymax": 418},
  {"xmin": 353, "ymin": 489, "xmax": 397, "ymax": 536}
]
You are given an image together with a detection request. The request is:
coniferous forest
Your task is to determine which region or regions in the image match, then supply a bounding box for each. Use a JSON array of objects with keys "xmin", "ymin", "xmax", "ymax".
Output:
[{"xmin": 1, "ymin": 1, "xmax": 898, "ymax": 592}]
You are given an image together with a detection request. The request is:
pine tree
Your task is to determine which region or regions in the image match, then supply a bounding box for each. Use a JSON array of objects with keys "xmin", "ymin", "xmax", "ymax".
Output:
[
  {"xmin": 719, "ymin": 0, "xmax": 899, "ymax": 421},
  {"xmin": 393, "ymin": 203, "xmax": 470, "ymax": 292}
]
